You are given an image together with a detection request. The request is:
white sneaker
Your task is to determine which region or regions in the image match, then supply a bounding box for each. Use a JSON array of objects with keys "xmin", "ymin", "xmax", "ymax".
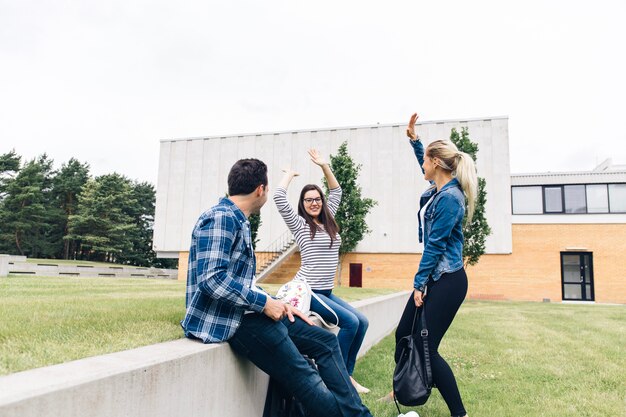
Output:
[
  {"xmin": 397, "ymin": 412, "xmax": 420, "ymax": 417},
  {"xmin": 350, "ymin": 377, "xmax": 370, "ymax": 394}
]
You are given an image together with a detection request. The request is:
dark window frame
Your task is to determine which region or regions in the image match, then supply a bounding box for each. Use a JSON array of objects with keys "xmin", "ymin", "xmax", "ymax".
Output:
[
  {"xmin": 585, "ymin": 183, "xmax": 609, "ymax": 214},
  {"xmin": 510, "ymin": 185, "xmax": 543, "ymax": 215},
  {"xmin": 608, "ymin": 183, "xmax": 626, "ymax": 213},
  {"xmin": 560, "ymin": 251, "xmax": 595, "ymax": 302},
  {"xmin": 511, "ymin": 182, "xmax": 626, "ymax": 215},
  {"xmin": 543, "ymin": 185, "xmax": 564, "ymax": 214}
]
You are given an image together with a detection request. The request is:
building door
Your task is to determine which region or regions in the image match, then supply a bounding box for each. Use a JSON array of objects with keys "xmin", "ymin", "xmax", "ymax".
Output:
[{"xmin": 561, "ymin": 252, "xmax": 594, "ymax": 301}]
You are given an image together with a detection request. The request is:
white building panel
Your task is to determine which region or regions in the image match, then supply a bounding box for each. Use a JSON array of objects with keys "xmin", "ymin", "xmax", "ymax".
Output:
[
  {"xmin": 152, "ymin": 141, "xmax": 171, "ymax": 253},
  {"xmin": 154, "ymin": 117, "xmax": 513, "ymax": 255},
  {"xmin": 511, "ymin": 171, "xmax": 626, "ymax": 185}
]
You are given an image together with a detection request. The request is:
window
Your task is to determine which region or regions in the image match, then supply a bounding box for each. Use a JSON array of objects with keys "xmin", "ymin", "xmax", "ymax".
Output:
[
  {"xmin": 512, "ymin": 186, "xmax": 542, "ymax": 214},
  {"xmin": 561, "ymin": 252, "xmax": 594, "ymax": 301},
  {"xmin": 586, "ymin": 184, "xmax": 608, "ymax": 213},
  {"xmin": 564, "ymin": 185, "xmax": 586, "ymax": 213},
  {"xmin": 512, "ymin": 183, "xmax": 626, "ymax": 214},
  {"xmin": 544, "ymin": 187, "xmax": 563, "ymax": 213},
  {"xmin": 609, "ymin": 184, "xmax": 626, "ymax": 212}
]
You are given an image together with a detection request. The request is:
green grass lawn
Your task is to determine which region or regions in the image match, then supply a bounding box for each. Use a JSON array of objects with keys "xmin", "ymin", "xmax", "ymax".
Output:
[
  {"xmin": 0, "ymin": 276, "xmax": 395, "ymax": 375},
  {"xmin": 2, "ymin": 276, "xmax": 624, "ymax": 416},
  {"xmin": 355, "ymin": 300, "xmax": 626, "ymax": 417}
]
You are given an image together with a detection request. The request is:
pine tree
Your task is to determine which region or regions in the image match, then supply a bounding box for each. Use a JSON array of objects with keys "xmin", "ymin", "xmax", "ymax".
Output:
[
  {"xmin": 322, "ymin": 142, "xmax": 377, "ymax": 284},
  {"xmin": 0, "ymin": 150, "xmax": 21, "ymax": 198},
  {"xmin": 51, "ymin": 158, "xmax": 90, "ymax": 259},
  {"xmin": 116, "ymin": 181, "xmax": 166, "ymax": 267},
  {"xmin": 450, "ymin": 127, "xmax": 492, "ymax": 266},
  {"xmin": 67, "ymin": 174, "xmax": 137, "ymax": 262},
  {"xmin": 0, "ymin": 154, "xmax": 61, "ymax": 257}
]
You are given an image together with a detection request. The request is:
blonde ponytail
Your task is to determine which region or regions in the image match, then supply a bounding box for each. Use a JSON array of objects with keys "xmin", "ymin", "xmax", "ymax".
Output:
[
  {"xmin": 426, "ymin": 140, "xmax": 478, "ymax": 223},
  {"xmin": 455, "ymin": 152, "xmax": 478, "ymax": 223}
]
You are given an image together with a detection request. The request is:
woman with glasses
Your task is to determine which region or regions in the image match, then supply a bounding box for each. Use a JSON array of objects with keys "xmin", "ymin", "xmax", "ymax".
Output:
[{"xmin": 273, "ymin": 149, "xmax": 371, "ymax": 394}]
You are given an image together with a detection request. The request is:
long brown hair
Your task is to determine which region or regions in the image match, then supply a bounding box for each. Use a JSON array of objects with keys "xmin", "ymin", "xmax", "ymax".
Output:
[{"xmin": 297, "ymin": 184, "xmax": 340, "ymax": 248}]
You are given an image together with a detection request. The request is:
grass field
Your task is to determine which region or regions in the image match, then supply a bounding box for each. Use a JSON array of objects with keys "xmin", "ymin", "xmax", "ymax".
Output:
[
  {"xmin": 355, "ymin": 300, "xmax": 626, "ymax": 417},
  {"xmin": 2, "ymin": 276, "xmax": 624, "ymax": 416},
  {"xmin": 0, "ymin": 275, "xmax": 395, "ymax": 375}
]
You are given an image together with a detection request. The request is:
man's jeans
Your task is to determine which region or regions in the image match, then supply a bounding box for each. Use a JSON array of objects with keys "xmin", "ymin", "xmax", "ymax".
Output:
[{"xmin": 228, "ymin": 313, "xmax": 372, "ymax": 417}]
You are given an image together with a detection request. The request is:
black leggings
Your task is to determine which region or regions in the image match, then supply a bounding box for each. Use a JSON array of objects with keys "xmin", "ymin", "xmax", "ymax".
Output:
[{"xmin": 395, "ymin": 268, "xmax": 468, "ymax": 417}]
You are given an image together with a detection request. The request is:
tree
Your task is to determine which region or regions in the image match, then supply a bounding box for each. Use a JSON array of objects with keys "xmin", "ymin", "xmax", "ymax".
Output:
[
  {"xmin": 51, "ymin": 158, "xmax": 90, "ymax": 259},
  {"xmin": 0, "ymin": 150, "xmax": 21, "ymax": 199},
  {"xmin": 322, "ymin": 142, "xmax": 377, "ymax": 285},
  {"xmin": 450, "ymin": 127, "xmax": 492, "ymax": 266},
  {"xmin": 0, "ymin": 154, "xmax": 61, "ymax": 257},
  {"xmin": 116, "ymin": 180, "xmax": 178, "ymax": 267},
  {"xmin": 66, "ymin": 174, "xmax": 137, "ymax": 262},
  {"xmin": 249, "ymin": 213, "xmax": 262, "ymax": 249}
]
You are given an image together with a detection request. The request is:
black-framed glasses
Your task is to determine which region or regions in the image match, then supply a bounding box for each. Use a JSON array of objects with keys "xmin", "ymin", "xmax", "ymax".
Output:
[{"xmin": 303, "ymin": 197, "xmax": 322, "ymax": 204}]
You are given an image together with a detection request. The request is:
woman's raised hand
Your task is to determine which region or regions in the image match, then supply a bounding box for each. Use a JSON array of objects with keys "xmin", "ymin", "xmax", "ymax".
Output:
[
  {"xmin": 308, "ymin": 149, "xmax": 328, "ymax": 167},
  {"xmin": 281, "ymin": 168, "xmax": 299, "ymax": 177},
  {"xmin": 406, "ymin": 113, "xmax": 419, "ymax": 140}
]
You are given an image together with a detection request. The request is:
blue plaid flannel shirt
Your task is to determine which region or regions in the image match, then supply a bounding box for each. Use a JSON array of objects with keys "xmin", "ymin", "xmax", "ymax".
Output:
[{"xmin": 181, "ymin": 197, "xmax": 267, "ymax": 343}]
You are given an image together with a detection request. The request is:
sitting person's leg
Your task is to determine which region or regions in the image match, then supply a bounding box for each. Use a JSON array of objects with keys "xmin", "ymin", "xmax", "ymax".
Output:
[
  {"xmin": 228, "ymin": 313, "xmax": 342, "ymax": 417},
  {"xmin": 311, "ymin": 290, "xmax": 371, "ymax": 393},
  {"xmin": 284, "ymin": 314, "xmax": 373, "ymax": 417},
  {"xmin": 324, "ymin": 292, "xmax": 369, "ymax": 376}
]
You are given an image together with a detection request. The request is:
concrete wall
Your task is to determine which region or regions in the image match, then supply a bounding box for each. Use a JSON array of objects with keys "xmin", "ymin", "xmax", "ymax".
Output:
[
  {"xmin": 0, "ymin": 254, "xmax": 8, "ymax": 277},
  {"xmin": 154, "ymin": 117, "xmax": 512, "ymax": 257},
  {"xmin": 0, "ymin": 291, "xmax": 411, "ymax": 417},
  {"xmin": 7, "ymin": 262, "xmax": 178, "ymax": 279}
]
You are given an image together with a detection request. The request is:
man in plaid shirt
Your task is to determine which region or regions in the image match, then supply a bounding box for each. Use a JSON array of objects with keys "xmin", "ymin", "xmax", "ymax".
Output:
[{"xmin": 181, "ymin": 158, "xmax": 372, "ymax": 417}]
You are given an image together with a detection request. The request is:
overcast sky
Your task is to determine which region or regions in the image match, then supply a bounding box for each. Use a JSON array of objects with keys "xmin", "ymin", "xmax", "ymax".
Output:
[{"xmin": 1, "ymin": 0, "xmax": 625, "ymax": 184}]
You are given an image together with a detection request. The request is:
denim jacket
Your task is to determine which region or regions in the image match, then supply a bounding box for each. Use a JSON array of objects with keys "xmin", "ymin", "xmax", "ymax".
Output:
[{"xmin": 410, "ymin": 139, "xmax": 465, "ymax": 291}]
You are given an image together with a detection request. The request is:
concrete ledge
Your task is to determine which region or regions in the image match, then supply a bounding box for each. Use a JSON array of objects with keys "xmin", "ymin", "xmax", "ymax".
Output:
[
  {"xmin": 0, "ymin": 255, "xmax": 8, "ymax": 277},
  {"xmin": 0, "ymin": 291, "xmax": 410, "ymax": 417},
  {"xmin": 7, "ymin": 262, "xmax": 178, "ymax": 279}
]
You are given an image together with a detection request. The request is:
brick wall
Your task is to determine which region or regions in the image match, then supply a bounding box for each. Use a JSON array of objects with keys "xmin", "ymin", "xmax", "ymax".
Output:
[{"xmin": 176, "ymin": 224, "xmax": 626, "ymax": 304}]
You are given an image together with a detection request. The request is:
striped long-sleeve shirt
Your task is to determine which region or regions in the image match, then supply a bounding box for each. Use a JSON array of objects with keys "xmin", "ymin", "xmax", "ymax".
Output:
[{"xmin": 274, "ymin": 186, "xmax": 342, "ymax": 290}]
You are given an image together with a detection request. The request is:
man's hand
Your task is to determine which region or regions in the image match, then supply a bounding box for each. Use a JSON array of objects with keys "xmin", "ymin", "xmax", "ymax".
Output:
[
  {"xmin": 284, "ymin": 304, "xmax": 316, "ymax": 326},
  {"xmin": 406, "ymin": 113, "xmax": 419, "ymax": 141},
  {"xmin": 262, "ymin": 297, "xmax": 287, "ymax": 321},
  {"xmin": 413, "ymin": 289, "xmax": 424, "ymax": 307}
]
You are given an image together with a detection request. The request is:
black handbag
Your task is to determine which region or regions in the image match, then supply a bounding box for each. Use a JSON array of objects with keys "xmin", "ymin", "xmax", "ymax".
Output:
[{"xmin": 392, "ymin": 302, "xmax": 433, "ymax": 408}]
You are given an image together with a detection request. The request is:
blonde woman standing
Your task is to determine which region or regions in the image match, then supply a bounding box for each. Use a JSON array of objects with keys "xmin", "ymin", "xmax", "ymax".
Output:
[{"xmin": 392, "ymin": 113, "xmax": 477, "ymax": 417}]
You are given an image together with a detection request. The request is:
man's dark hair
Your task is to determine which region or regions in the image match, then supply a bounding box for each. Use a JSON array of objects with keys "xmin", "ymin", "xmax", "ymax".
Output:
[{"xmin": 227, "ymin": 158, "xmax": 268, "ymax": 196}]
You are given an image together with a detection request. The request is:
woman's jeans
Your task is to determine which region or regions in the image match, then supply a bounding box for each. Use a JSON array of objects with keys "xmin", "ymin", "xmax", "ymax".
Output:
[
  {"xmin": 228, "ymin": 313, "xmax": 372, "ymax": 417},
  {"xmin": 311, "ymin": 289, "xmax": 369, "ymax": 375},
  {"xmin": 395, "ymin": 268, "xmax": 468, "ymax": 417}
]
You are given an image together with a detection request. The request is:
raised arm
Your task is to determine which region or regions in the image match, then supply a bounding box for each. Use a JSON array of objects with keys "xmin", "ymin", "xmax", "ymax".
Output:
[
  {"xmin": 273, "ymin": 168, "xmax": 305, "ymax": 233},
  {"xmin": 277, "ymin": 168, "xmax": 299, "ymax": 190},
  {"xmin": 309, "ymin": 149, "xmax": 339, "ymax": 189},
  {"xmin": 406, "ymin": 113, "xmax": 425, "ymax": 175}
]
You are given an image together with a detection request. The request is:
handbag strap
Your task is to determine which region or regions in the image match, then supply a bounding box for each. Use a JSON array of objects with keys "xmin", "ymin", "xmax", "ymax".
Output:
[
  {"xmin": 408, "ymin": 294, "xmax": 433, "ymax": 388},
  {"xmin": 310, "ymin": 291, "xmax": 339, "ymax": 329},
  {"xmin": 419, "ymin": 306, "xmax": 433, "ymax": 388}
]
